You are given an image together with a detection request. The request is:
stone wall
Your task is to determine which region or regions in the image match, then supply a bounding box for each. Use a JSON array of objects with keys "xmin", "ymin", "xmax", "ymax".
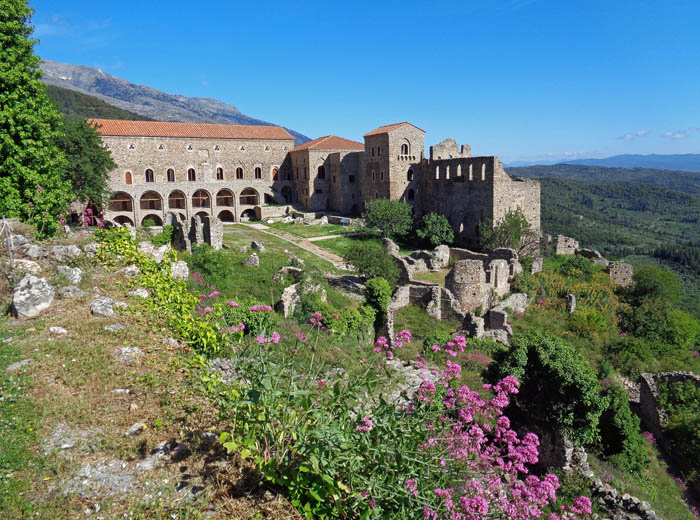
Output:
[
  {"xmin": 103, "ymin": 133, "xmax": 294, "ymax": 226},
  {"xmin": 385, "ymin": 283, "xmax": 464, "ymax": 339},
  {"xmin": 553, "ymin": 235, "xmax": 579, "ymax": 255},
  {"xmin": 607, "ymin": 261, "xmax": 634, "ymax": 287}
]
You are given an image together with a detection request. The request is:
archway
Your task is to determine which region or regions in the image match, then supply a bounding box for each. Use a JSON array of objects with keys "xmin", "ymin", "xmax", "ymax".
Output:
[
  {"xmin": 281, "ymin": 186, "xmax": 292, "ymax": 204},
  {"xmin": 240, "ymin": 209, "xmax": 257, "ymax": 221},
  {"xmin": 317, "ymin": 165, "xmax": 326, "ymax": 179},
  {"xmin": 240, "ymin": 188, "xmax": 259, "ymax": 206},
  {"xmin": 195, "ymin": 211, "xmax": 210, "ymax": 220},
  {"xmin": 407, "ymin": 188, "xmax": 415, "ymax": 201},
  {"xmin": 140, "ymin": 191, "xmax": 162, "ymax": 211},
  {"xmin": 141, "ymin": 214, "xmax": 163, "ymax": 226},
  {"xmin": 109, "ymin": 192, "xmax": 133, "ymax": 212},
  {"xmin": 125, "ymin": 172, "xmax": 132, "ymax": 185},
  {"xmin": 168, "ymin": 190, "xmax": 186, "ymax": 210},
  {"xmin": 192, "ymin": 189, "xmax": 211, "ymax": 209},
  {"xmin": 114, "ymin": 215, "xmax": 134, "ymax": 226},
  {"xmin": 218, "ymin": 210, "xmax": 235, "ymax": 222},
  {"xmin": 216, "ymin": 189, "xmax": 234, "ymax": 207},
  {"xmin": 264, "ymin": 193, "xmax": 276, "ymax": 204}
]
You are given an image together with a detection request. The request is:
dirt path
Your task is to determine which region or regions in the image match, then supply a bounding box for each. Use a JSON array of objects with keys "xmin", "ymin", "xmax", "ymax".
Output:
[{"xmin": 225, "ymin": 224, "xmax": 347, "ymax": 268}]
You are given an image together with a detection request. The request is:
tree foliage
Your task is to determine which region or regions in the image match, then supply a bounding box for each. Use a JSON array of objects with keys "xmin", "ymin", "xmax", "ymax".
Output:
[
  {"xmin": 487, "ymin": 330, "xmax": 607, "ymax": 445},
  {"xmin": 343, "ymin": 241, "xmax": 399, "ymax": 286},
  {"xmin": 598, "ymin": 383, "xmax": 648, "ymax": 473},
  {"xmin": 0, "ymin": 0, "xmax": 72, "ymax": 236},
  {"xmin": 55, "ymin": 119, "xmax": 116, "ymax": 208},
  {"xmin": 416, "ymin": 212, "xmax": 454, "ymax": 247},
  {"xmin": 478, "ymin": 207, "xmax": 538, "ymax": 254},
  {"xmin": 362, "ymin": 198, "xmax": 413, "ymax": 239},
  {"xmin": 631, "ymin": 264, "xmax": 682, "ymax": 304}
]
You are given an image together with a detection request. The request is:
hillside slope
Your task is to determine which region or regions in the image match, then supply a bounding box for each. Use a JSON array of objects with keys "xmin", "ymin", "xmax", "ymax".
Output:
[
  {"xmin": 40, "ymin": 60, "xmax": 310, "ymax": 145},
  {"xmin": 44, "ymin": 84, "xmax": 152, "ymax": 121},
  {"xmin": 564, "ymin": 153, "xmax": 700, "ymax": 172},
  {"xmin": 508, "ymin": 164, "xmax": 700, "ymax": 196}
]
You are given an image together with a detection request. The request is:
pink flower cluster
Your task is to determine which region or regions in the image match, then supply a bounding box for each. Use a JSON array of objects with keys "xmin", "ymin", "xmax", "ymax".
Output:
[
  {"xmin": 373, "ymin": 330, "xmax": 412, "ymax": 359},
  {"xmin": 256, "ymin": 332, "xmax": 281, "ymax": 344},
  {"xmin": 356, "ymin": 417, "xmax": 373, "ymax": 433},
  {"xmin": 220, "ymin": 323, "xmax": 245, "ymax": 334},
  {"xmin": 250, "ymin": 305, "xmax": 272, "ymax": 312},
  {"xmin": 642, "ymin": 431, "xmax": 656, "ymax": 444},
  {"xmin": 429, "ymin": 335, "xmax": 467, "ymax": 357},
  {"xmin": 309, "ymin": 311, "xmax": 325, "ymax": 330}
]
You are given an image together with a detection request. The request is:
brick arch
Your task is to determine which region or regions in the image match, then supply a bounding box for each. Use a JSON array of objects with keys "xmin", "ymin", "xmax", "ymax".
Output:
[
  {"xmin": 240, "ymin": 187, "xmax": 259, "ymax": 206},
  {"xmin": 218, "ymin": 210, "xmax": 235, "ymax": 222},
  {"xmin": 216, "ymin": 189, "xmax": 234, "ymax": 207},
  {"xmin": 141, "ymin": 213, "xmax": 163, "ymax": 226},
  {"xmin": 168, "ymin": 190, "xmax": 186, "ymax": 210},
  {"xmin": 139, "ymin": 191, "xmax": 162, "ymax": 211},
  {"xmin": 192, "ymin": 189, "xmax": 211, "ymax": 209},
  {"xmin": 109, "ymin": 191, "xmax": 133, "ymax": 212}
]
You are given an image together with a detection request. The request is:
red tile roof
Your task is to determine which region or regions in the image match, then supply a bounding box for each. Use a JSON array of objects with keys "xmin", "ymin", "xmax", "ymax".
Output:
[
  {"xmin": 364, "ymin": 121, "xmax": 425, "ymax": 137},
  {"xmin": 88, "ymin": 119, "xmax": 294, "ymax": 140},
  {"xmin": 291, "ymin": 135, "xmax": 364, "ymax": 152}
]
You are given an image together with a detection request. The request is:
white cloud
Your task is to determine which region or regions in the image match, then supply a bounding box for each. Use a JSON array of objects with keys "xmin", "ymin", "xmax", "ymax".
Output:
[
  {"xmin": 662, "ymin": 131, "xmax": 687, "ymax": 140},
  {"xmin": 619, "ymin": 130, "xmax": 649, "ymax": 142}
]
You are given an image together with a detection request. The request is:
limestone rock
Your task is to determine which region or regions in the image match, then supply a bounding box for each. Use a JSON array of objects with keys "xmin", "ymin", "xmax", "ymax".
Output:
[
  {"xmin": 530, "ymin": 257, "xmax": 543, "ymax": 274},
  {"xmin": 119, "ymin": 264, "xmax": 141, "ymax": 277},
  {"xmin": 8, "ymin": 259, "xmax": 42, "ymax": 275},
  {"xmin": 130, "ymin": 288, "xmax": 149, "ymax": 298},
  {"xmin": 495, "ymin": 293, "xmax": 529, "ymax": 314},
  {"xmin": 115, "ymin": 346, "xmax": 143, "ymax": 364},
  {"xmin": 17, "ymin": 243, "xmax": 48, "ymax": 259},
  {"xmin": 57, "ymin": 286, "xmax": 85, "ymax": 299},
  {"xmin": 56, "ymin": 265, "xmax": 82, "ymax": 285},
  {"xmin": 250, "ymin": 240, "xmax": 265, "ymax": 252},
  {"xmin": 566, "ymin": 293, "xmax": 576, "ymax": 314},
  {"xmin": 244, "ymin": 253, "xmax": 260, "ymax": 267},
  {"xmin": 272, "ymin": 266, "xmax": 303, "ymax": 283},
  {"xmin": 4, "ymin": 234, "xmax": 29, "ymax": 249},
  {"xmin": 138, "ymin": 241, "xmax": 155, "ymax": 257},
  {"xmin": 104, "ymin": 324, "xmax": 126, "ymax": 332},
  {"xmin": 431, "ymin": 244, "xmax": 450, "ymax": 269},
  {"xmin": 152, "ymin": 244, "xmax": 170, "ymax": 263},
  {"xmin": 171, "ymin": 261, "xmax": 189, "ymax": 280},
  {"xmin": 82, "ymin": 242, "xmax": 98, "ymax": 257},
  {"xmin": 91, "ymin": 296, "xmax": 116, "ymax": 318},
  {"xmin": 49, "ymin": 326, "xmax": 68, "ymax": 335},
  {"xmin": 483, "ymin": 328, "xmax": 509, "ymax": 345},
  {"xmin": 124, "ymin": 422, "xmax": 146, "ymax": 437},
  {"xmin": 49, "ymin": 245, "xmax": 82, "ymax": 262},
  {"xmin": 382, "ymin": 238, "xmax": 400, "ymax": 257},
  {"xmin": 12, "ymin": 275, "xmax": 54, "ymax": 319},
  {"xmin": 6, "ymin": 359, "xmax": 32, "ymax": 373},
  {"xmin": 277, "ymin": 283, "xmax": 301, "ymax": 317}
]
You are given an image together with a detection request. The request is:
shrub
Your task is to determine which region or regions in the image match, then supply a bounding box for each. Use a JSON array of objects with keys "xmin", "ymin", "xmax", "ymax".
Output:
[
  {"xmin": 150, "ymin": 224, "xmax": 174, "ymax": 247},
  {"xmin": 598, "ymin": 383, "xmax": 648, "ymax": 473},
  {"xmin": 559, "ymin": 255, "xmax": 599, "ymax": 281},
  {"xmin": 618, "ymin": 300, "xmax": 699, "ymax": 348},
  {"xmin": 631, "ymin": 264, "xmax": 681, "ymax": 304},
  {"xmin": 364, "ymin": 277, "xmax": 392, "ymax": 314},
  {"xmin": 487, "ymin": 330, "xmax": 607, "ymax": 445},
  {"xmin": 416, "ymin": 212, "xmax": 454, "ymax": 247},
  {"xmin": 362, "ymin": 198, "xmax": 413, "ymax": 239},
  {"xmin": 142, "ymin": 217, "xmax": 157, "ymax": 228},
  {"xmin": 478, "ymin": 207, "xmax": 538, "ymax": 254},
  {"xmin": 343, "ymin": 242, "xmax": 399, "ymax": 286}
]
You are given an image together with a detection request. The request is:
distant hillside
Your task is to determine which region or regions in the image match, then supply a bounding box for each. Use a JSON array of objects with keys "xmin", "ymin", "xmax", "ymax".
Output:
[
  {"xmin": 508, "ymin": 164, "xmax": 700, "ymax": 196},
  {"xmin": 564, "ymin": 153, "xmax": 700, "ymax": 173},
  {"xmin": 40, "ymin": 60, "xmax": 310, "ymax": 145},
  {"xmin": 45, "ymin": 84, "xmax": 152, "ymax": 122}
]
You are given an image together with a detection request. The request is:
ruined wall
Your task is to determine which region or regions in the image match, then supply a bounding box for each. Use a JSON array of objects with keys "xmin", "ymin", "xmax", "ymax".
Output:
[
  {"xmin": 430, "ymin": 138, "xmax": 471, "ymax": 160},
  {"xmin": 103, "ymin": 134, "xmax": 293, "ymax": 226},
  {"xmin": 445, "ymin": 259, "xmax": 488, "ymax": 314},
  {"xmin": 329, "ymin": 151, "xmax": 362, "ymax": 215},
  {"xmin": 607, "ymin": 261, "xmax": 634, "ymax": 287}
]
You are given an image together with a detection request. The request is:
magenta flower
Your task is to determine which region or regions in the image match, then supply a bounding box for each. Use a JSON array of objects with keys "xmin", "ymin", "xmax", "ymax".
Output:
[
  {"xmin": 250, "ymin": 305, "xmax": 272, "ymax": 312},
  {"xmin": 37, "ymin": 186, "xmax": 43, "ymax": 192},
  {"xmin": 356, "ymin": 417, "xmax": 373, "ymax": 432},
  {"xmin": 227, "ymin": 301, "xmax": 239, "ymax": 308}
]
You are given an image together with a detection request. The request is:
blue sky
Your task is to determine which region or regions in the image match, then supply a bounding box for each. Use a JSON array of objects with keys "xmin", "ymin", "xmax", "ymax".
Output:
[{"xmin": 30, "ymin": 0, "xmax": 700, "ymax": 163}]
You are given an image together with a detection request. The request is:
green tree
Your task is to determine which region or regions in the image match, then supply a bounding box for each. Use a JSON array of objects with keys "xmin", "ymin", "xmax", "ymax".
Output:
[
  {"xmin": 362, "ymin": 198, "xmax": 413, "ymax": 239},
  {"xmin": 343, "ymin": 241, "xmax": 399, "ymax": 286},
  {"xmin": 364, "ymin": 277, "xmax": 392, "ymax": 314},
  {"xmin": 0, "ymin": 0, "xmax": 72, "ymax": 236},
  {"xmin": 416, "ymin": 212, "xmax": 454, "ymax": 247},
  {"xmin": 55, "ymin": 119, "xmax": 116, "ymax": 209},
  {"xmin": 598, "ymin": 383, "xmax": 648, "ymax": 473},
  {"xmin": 478, "ymin": 208, "xmax": 538, "ymax": 254},
  {"xmin": 487, "ymin": 331, "xmax": 607, "ymax": 445},
  {"xmin": 631, "ymin": 264, "xmax": 682, "ymax": 304}
]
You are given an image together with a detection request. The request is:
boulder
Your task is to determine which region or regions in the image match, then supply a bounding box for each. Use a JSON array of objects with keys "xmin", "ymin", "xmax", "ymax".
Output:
[
  {"xmin": 49, "ymin": 245, "xmax": 82, "ymax": 262},
  {"xmin": 82, "ymin": 242, "xmax": 98, "ymax": 257},
  {"xmin": 8, "ymin": 259, "xmax": 41, "ymax": 275},
  {"xmin": 277, "ymin": 284, "xmax": 301, "ymax": 317},
  {"xmin": 152, "ymin": 245, "xmax": 170, "ymax": 263},
  {"xmin": 130, "ymin": 288, "xmax": 149, "ymax": 298},
  {"xmin": 17, "ymin": 243, "xmax": 48, "ymax": 259},
  {"xmin": 138, "ymin": 241, "xmax": 155, "ymax": 257},
  {"xmin": 495, "ymin": 293, "xmax": 529, "ymax": 314},
  {"xmin": 90, "ymin": 296, "xmax": 116, "ymax": 318},
  {"xmin": 56, "ymin": 265, "xmax": 82, "ymax": 285},
  {"xmin": 12, "ymin": 275, "xmax": 54, "ymax": 319},
  {"xmin": 171, "ymin": 261, "xmax": 189, "ymax": 280},
  {"xmin": 531, "ymin": 257, "xmax": 543, "ymax": 274},
  {"xmin": 566, "ymin": 294, "xmax": 576, "ymax": 314},
  {"xmin": 431, "ymin": 244, "xmax": 450, "ymax": 270},
  {"xmin": 4, "ymin": 234, "xmax": 29, "ymax": 249},
  {"xmin": 250, "ymin": 240, "xmax": 265, "ymax": 252},
  {"xmin": 119, "ymin": 265, "xmax": 141, "ymax": 277},
  {"xmin": 244, "ymin": 253, "xmax": 260, "ymax": 267},
  {"xmin": 57, "ymin": 286, "xmax": 85, "ymax": 299},
  {"xmin": 382, "ymin": 238, "xmax": 400, "ymax": 257}
]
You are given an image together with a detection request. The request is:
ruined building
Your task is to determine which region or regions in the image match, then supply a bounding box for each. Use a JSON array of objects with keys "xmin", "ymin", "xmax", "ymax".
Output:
[{"xmin": 96, "ymin": 119, "xmax": 540, "ymax": 242}]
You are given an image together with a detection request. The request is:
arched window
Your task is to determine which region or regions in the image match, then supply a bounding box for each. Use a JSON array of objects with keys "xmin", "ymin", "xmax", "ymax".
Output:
[
  {"xmin": 469, "ymin": 164, "xmax": 473, "ymax": 181},
  {"xmin": 168, "ymin": 190, "xmax": 186, "ymax": 209},
  {"xmin": 401, "ymin": 143, "xmax": 409, "ymax": 155},
  {"xmin": 407, "ymin": 169, "xmax": 413, "ymax": 181},
  {"xmin": 255, "ymin": 167, "xmax": 262, "ymax": 179},
  {"xmin": 140, "ymin": 191, "xmax": 162, "ymax": 211},
  {"xmin": 236, "ymin": 167, "xmax": 244, "ymax": 179},
  {"xmin": 457, "ymin": 164, "xmax": 462, "ymax": 177},
  {"xmin": 435, "ymin": 166, "xmax": 440, "ymax": 180},
  {"xmin": 125, "ymin": 172, "xmax": 132, "ymax": 185},
  {"xmin": 272, "ymin": 168, "xmax": 279, "ymax": 180},
  {"xmin": 109, "ymin": 192, "xmax": 133, "ymax": 212},
  {"xmin": 216, "ymin": 167, "xmax": 224, "ymax": 180},
  {"xmin": 481, "ymin": 163, "xmax": 486, "ymax": 181},
  {"xmin": 145, "ymin": 169, "xmax": 154, "ymax": 183},
  {"xmin": 317, "ymin": 165, "xmax": 326, "ymax": 179},
  {"xmin": 446, "ymin": 165, "xmax": 450, "ymax": 179},
  {"xmin": 216, "ymin": 189, "xmax": 234, "ymax": 207},
  {"xmin": 167, "ymin": 169, "xmax": 175, "ymax": 182},
  {"xmin": 240, "ymin": 188, "xmax": 259, "ymax": 206},
  {"xmin": 407, "ymin": 189, "xmax": 415, "ymax": 201},
  {"xmin": 192, "ymin": 189, "xmax": 210, "ymax": 208},
  {"xmin": 188, "ymin": 168, "xmax": 196, "ymax": 182}
]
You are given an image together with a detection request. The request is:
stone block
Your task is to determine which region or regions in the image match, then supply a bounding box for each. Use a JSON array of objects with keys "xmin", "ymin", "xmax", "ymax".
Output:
[{"xmin": 607, "ymin": 261, "xmax": 634, "ymax": 287}]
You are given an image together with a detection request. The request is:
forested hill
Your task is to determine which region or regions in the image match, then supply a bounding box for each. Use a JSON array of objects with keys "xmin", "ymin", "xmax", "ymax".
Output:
[
  {"xmin": 44, "ymin": 84, "xmax": 153, "ymax": 122},
  {"xmin": 537, "ymin": 178, "xmax": 700, "ymax": 315},
  {"xmin": 509, "ymin": 164, "xmax": 700, "ymax": 196}
]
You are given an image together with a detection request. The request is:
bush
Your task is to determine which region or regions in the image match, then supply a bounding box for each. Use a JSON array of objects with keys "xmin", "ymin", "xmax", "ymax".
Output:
[
  {"xmin": 151, "ymin": 224, "xmax": 174, "ymax": 246},
  {"xmin": 362, "ymin": 198, "xmax": 413, "ymax": 239},
  {"xmin": 559, "ymin": 255, "xmax": 599, "ymax": 281},
  {"xmin": 618, "ymin": 300, "xmax": 700, "ymax": 348},
  {"xmin": 603, "ymin": 337, "xmax": 654, "ymax": 378},
  {"xmin": 416, "ymin": 212, "xmax": 453, "ymax": 247},
  {"xmin": 478, "ymin": 208, "xmax": 538, "ymax": 254},
  {"xmin": 365, "ymin": 277, "xmax": 392, "ymax": 314},
  {"xmin": 487, "ymin": 330, "xmax": 607, "ymax": 445},
  {"xmin": 631, "ymin": 264, "xmax": 681, "ymax": 304},
  {"xmin": 598, "ymin": 383, "xmax": 648, "ymax": 473},
  {"xmin": 343, "ymin": 242, "xmax": 399, "ymax": 286}
]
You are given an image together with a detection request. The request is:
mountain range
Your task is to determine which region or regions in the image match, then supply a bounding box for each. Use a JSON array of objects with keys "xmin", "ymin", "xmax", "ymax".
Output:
[
  {"xmin": 40, "ymin": 60, "xmax": 310, "ymax": 145},
  {"xmin": 507, "ymin": 154, "xmax": 700, "ymax": 173}
]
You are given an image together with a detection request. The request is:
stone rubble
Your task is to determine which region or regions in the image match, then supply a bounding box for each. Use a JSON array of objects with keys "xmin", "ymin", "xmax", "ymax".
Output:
[
  {"xmin": 12, "ymin": 274, "xmax": 55, "ymax": 318},
  {"xmin": 56, "ymin": 265, "xmax": 82, "ymax": 285}
]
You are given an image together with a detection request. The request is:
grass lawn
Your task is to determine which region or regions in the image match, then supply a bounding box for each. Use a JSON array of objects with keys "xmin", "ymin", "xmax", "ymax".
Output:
[
  {"xmin": 266, "ymin": 222, "xmax": 362, "ymax": 238},
  {"xmin": 315, "ymin": 235, "xmax": 415, "ymax": 258},
  {"xmin": 412, "ymin": 268, "xmax": 450, "ymax": 286}
]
